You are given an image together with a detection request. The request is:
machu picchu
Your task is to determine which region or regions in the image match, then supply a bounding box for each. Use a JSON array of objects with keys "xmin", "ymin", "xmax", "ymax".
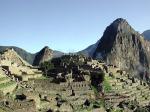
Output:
[
  {"xmin": 0, "ymin": 2, "xmax": 150, "ymax": 111},
  {"xmin": 1, "ymin": 48, "xmax": 150, "ymax": 112}
]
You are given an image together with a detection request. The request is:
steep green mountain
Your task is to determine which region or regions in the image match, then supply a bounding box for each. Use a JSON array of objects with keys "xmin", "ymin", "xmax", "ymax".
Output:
[
  {"xmin": 80, "ymin": 18, "xmax": 150, "ymax": 73},
  {"xmin": 0, "ymin": 46, "xmax": 64, "ymax": 66},
  {"xmin": 33, "ymin": 46, "xmax": 53, "ymax": 66}
]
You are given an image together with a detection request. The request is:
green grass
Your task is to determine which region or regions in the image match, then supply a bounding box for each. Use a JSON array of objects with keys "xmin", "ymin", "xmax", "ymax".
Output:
[
  {"xmin": 0, "ymin": 77, "xmax": 8, "ymax": 82},
  {"xmin": 105, "ymin": 75, "xmax": 113, "ymax": 80},
  {"xmin": 74, "ymin": 105, "xmax": 93, "ymax": 112},
  {"xmin": 104, "ymin": 76, "xmax": 112, "ymax": 93},
  {"xmin": 91, "ymin": 86, "xmax": 99, "ymax": 96},
  {"xmin": 92, "ymin": 99, "xmax": 105, "ymax": 108},
  {"xmin": 0, "ymin": 81, "xmax": 16, "ymax": 89},
  {"xmin": 91, "ymin": 76, "xmax": 112, "ymax": 94},
  {"xmin": 0, "ymin": 108, "xmax": 6, "ymax": 112}
]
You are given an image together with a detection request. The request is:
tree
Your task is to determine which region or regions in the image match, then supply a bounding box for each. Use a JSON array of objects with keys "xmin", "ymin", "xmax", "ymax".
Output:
[
  {"xmin": 91, "ymin": 71, "xmax": 105, "ymax": 88},
  {"xmin": 51, "ymin": 57, "xmax": 61, "ymax": 67},
  {"xmin": 40, "ymin": 61, "xmax": 54, "ymax": 77}
]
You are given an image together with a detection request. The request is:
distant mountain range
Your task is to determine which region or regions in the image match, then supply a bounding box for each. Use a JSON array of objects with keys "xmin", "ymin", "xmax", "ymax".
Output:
[
  {"xmin": 1, "ymin": 18, "xmax": 150, "ymax": 73},
  {"xmin": 0, "ymin": 46, "xmax": 64, "ymax": 66},
  {"xmin": 78, "ymin": 41, "xmax": 99, "ymax": 57}
]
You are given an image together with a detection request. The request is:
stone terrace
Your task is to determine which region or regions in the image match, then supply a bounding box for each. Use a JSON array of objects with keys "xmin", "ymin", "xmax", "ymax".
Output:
[
  {"xmin": 0, "ymin": 67, "xmax": 17, "ymax": 95},
  {"xmin": 104, "ymin": 65, "xmax": 150, "ymax": 107}
]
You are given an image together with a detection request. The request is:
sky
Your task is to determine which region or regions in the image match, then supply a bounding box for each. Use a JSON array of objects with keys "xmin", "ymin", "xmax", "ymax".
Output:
[{"xmin": 0, "ymin": 0, "xmax": 150, "ymax": 53}]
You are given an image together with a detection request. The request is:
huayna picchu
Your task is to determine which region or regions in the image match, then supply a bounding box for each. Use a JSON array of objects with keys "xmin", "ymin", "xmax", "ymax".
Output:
[{"xmin": 81, "ymin": 18, "xmax": 150, "ymax": 75}]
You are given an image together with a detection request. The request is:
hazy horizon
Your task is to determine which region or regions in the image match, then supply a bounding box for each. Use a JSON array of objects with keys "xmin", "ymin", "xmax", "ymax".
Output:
[{"xmin": 0, "ymin": 0, "xmax": 150, "ymax": 53}]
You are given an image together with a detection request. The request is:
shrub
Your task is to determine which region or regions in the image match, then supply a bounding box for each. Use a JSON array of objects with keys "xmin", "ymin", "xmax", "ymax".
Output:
[{"xmin": 40, "ymin": 61, "xmax": 54, "ymax": 76}]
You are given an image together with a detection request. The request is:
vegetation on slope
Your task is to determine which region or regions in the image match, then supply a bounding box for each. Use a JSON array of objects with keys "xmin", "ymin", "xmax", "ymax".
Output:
[
  {"xmin": 0, "ymin": 81, "xmax": 16, "ymax": 89},
  {"xmin": 104, "ymin": 76, "xmax": 112, "ymax": 93}
]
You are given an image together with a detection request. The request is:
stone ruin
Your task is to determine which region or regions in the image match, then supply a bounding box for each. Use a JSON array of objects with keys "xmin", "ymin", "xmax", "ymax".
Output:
[{"xmin": 0, "ymin": 48, "xmax": 43, "ymax": 81}]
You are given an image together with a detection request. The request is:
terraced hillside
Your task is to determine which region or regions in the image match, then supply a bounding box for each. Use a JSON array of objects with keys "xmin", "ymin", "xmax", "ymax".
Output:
[
  {"xmin": 103, "ymin": 65, "xmax": 150, "ymax": 110},
  {"xmin": 0, "ymin": 48, "xmax": 30, "ymax": 66},
  {"xmin": 0, "ymin": 48, "xmax": 43, "ymax": 81},
  {"xmin": 83, "ymin": 60, "xmax": 150, "ymax": 111},
  {"xmin": 0, "ymin": 68, "xmax": 17, "ymax": 95},
  {"xmin": 0, "ymin": 54, "xmax": 150, "ymax": 112}
]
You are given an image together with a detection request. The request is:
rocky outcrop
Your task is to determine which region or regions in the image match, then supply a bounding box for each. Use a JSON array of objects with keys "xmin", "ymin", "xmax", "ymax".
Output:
[
  {"xmin": 82, "ymin": 18, "xmax": 150, "ymax": 73},
  {"xmin": 33, "ymin": 46, "xmax": 53, "ymax": 66}
]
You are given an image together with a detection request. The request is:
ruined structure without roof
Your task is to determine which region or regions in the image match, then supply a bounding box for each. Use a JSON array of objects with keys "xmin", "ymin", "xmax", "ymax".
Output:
[{"xmin": 0, "ymin": 50, "xmax": 150, "ymax": 112}]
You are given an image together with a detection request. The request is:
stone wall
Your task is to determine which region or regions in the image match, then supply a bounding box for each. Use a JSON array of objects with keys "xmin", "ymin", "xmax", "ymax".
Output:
[
  {"xmin": 0, "ymin": 60, "xmax": 12, "ymax": 66},
  {"xmin": 9, "ymin": 100, "xmax": 36, "ymax": 112},
  {"xmin": 70, "ymin": 81, "xmax": 91, "ymax": 90}
]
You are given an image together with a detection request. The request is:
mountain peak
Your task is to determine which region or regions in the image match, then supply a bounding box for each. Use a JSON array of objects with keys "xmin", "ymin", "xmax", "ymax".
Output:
[
  {"xmin": 108, "ymin": 18, "xmax": 132, "ymax": 34},
  {"xmin": 113, "ymin": 18, "xmax": 127, "ymax": 24},
  {"xmin": 40, "ymin": 46, "xmax": 53, "ymax": 54},
  {"xmin": 43, "ymin": 46, "xmax": 49, "ymax": 50},
  {"xmin": 33, "ymin": 46, "xmax": 53, "ymax": 66},
  {"xmin": 90, "ymin": 18, "xmax": 150, "ymax": 72}
]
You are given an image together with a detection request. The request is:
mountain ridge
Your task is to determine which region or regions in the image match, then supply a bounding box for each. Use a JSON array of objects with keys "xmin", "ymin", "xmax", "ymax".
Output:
[
  {"xmin": 1, "ymin": 18, "xmax": 150, "ymax": 73},
  {"xmin": 142, "ymin": 30, "xmax": 150, "ymax": 40},
  {"xmin": 0, "ymin": 46, "xmax": 64, "ymax": 66},
  {"xmin": 33, "ymin": 46, "xmax": 53, "ymax": 66},
  {"xmin": 80, "ymin": 18, "xmax": 150, "ymax": 73}
]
